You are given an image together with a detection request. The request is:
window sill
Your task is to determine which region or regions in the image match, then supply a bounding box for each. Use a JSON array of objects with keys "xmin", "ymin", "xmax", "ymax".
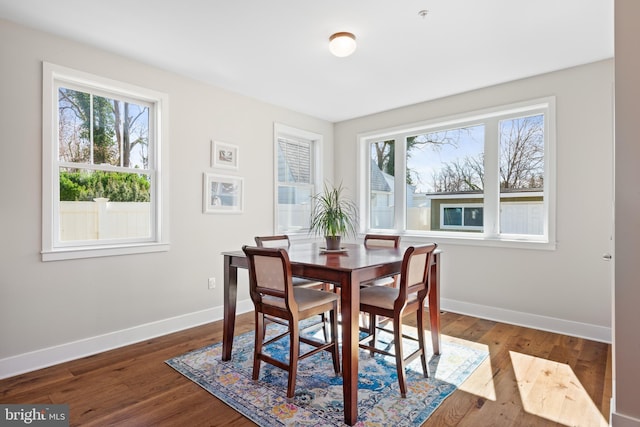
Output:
[
  {"xmin": 381, "ymin": 233, "xmax": 556, "ymax": 251},
  {"xmin": 42, "ymin": 242, "xmax": 170, "ymax": 262}
]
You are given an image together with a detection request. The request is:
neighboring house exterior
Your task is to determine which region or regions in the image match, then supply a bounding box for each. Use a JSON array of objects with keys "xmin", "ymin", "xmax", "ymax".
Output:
[
  {"xmin": 370, "ymin": 161, "xmax": 543, "ymax": 234},
  {"xmin": 369, "ymin": 159, "xmax": 418, "ymax": 229},
  {"xmin": 427, "ymin": 190, "xmax": 543, "ymax": 234}
]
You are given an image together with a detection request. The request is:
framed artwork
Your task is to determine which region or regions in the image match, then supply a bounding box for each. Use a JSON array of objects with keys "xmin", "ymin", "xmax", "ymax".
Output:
[
  {"xmin": 212, "ymin": 140, "xmax": 239, "ymax": 170},
  {"xmin": 203, "ymin": 173, "xmax": 244, "ymax": 214}
]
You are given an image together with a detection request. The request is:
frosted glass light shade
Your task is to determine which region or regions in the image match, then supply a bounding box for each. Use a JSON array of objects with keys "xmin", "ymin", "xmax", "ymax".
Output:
[{"xmin": 329, "ymin": 32, "xmax": 356, "ymax": 57}]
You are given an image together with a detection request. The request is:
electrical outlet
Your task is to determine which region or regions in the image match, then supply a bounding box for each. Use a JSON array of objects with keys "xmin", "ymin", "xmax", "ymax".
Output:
[{"xmin": 208, "ymin": 277, "xmax": 216, "ymax": 289}]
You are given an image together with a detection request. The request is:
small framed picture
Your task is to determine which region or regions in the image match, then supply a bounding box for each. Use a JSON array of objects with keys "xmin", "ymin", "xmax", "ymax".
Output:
[
  {"xmin": 203, "ymin": 173, "xmax": 244, "ymax": 214},
  {"xmin": 212, "ymin": 140, "xmax": 239, "ymax": 170}
]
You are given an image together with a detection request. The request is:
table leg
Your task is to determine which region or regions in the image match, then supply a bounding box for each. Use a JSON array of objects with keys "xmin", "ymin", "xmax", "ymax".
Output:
[
  {"xmin": 341, "ymin": 272, "xmax": 360, "ymax": 426},
  {"xmin": 429, "ymin": 252, "xmax": 441, "ymax": 355},
  {"xmin": 222, "ymin": 254, "xmax": 238, "ymax": 361}
]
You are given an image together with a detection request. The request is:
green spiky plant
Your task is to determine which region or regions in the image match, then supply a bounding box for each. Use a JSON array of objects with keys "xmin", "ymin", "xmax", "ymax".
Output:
[{"xmin": 309, "ymin": 182, "xmax": 358, "ymax": 249}]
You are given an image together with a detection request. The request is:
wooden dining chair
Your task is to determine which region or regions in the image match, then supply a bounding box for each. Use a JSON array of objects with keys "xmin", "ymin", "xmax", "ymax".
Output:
[
  {"xmin": 255, "ymin": 235, "xmax": 332, "ymax": 291},
  {"xmin": 361, "ymin": 234, "xmax": 401, "ymax": 287},
  {"xmin": 255, "ymin": 235, "xmax": 331, "ymax": 339},
  {"xmin": 242, "ymin": 245, "xmax": 341, "ymax": 399},
  {"xmin": 358, "ymin": 243, "xmax": 437, "ymax": 398}
]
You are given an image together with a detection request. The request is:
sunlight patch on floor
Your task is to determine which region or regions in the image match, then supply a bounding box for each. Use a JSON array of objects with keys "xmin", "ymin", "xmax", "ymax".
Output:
[
  {"xmin": 444, "ymin": 336, "xmax": 496, "ymax": 401},
  {"xmin": 509, "ymin": 351, "xmax": 608, "ymax": 427}
]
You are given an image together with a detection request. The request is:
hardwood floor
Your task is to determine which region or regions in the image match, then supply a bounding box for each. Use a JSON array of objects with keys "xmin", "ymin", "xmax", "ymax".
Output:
[{"xmin": 0, "ymin": 311, "xmax": 611, "ymax": 426}]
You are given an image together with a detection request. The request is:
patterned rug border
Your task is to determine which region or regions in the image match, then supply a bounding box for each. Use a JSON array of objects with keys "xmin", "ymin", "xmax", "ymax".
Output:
[{"xmin": 166, "ymin": 325, "xmax": 488, "ymax": 426}]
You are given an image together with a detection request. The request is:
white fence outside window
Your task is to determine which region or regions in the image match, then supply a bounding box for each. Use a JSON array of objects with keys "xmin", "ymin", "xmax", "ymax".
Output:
[{"xmin": 59, "ymin": 199, "xmax": 151, "ymax": 241}]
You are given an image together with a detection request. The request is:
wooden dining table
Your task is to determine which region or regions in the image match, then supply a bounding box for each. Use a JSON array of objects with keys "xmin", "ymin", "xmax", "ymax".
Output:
[{"xmin": 221, "ymin": 242, "xmax": 441, "ymax": 426}]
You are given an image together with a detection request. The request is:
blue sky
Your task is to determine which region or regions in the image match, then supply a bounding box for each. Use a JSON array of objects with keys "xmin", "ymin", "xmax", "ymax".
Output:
[{"xmin": 407, "ymin": 125, "xmax": 484, "ymax": 193}]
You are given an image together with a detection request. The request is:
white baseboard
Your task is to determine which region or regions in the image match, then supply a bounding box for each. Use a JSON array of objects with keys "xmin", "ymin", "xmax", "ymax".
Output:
[
  {"xmin": 0, "ymin": 299, "xmax": 255, "ymax": 380},
  {"xmin": 440, "ymin": 298, "xmax": 611, "ymax": 343},
  {"xmin": 611, "ymin": 412, "xmax": 640, "ymax": 427},
  {"xmin": 1, "ymin": 296, "xmax": 611, "ymax": 380}
]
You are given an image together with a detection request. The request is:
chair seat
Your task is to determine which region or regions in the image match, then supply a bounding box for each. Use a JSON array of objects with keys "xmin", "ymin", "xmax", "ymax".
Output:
[
  {"xmin": 362, "ymin": 235, "xmax": 401, "ymax": 288},
  {"xmin": 264, "ymin": 287, "xmax": 339, "ymax": 311},
  {"xmin": 360, "ymin": 285, "xmax": 420, "ymax": 311},
  {"xmin": 292, "ymin": 277, "xmax": 324, "ymax": 288},
  {"xmin": 360, "ymin": 277, "xmax": 396, "ymax": 287}
]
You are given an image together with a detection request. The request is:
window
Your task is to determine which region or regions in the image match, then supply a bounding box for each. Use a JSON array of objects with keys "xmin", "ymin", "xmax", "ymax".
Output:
[
  {"xmin": 441, "ymin": 204, "xmax": 483, "ymax": 230},
  {"xmin": 360, "ymin": 98, "xmax": 555, "ymax": 248},
  {"xmin": 42, "ymin": 63, "xmax": 169, "ymax": 260},
  {"xmin": 274, "ymin": 123, "xmax": 322, "ymax": 234}
]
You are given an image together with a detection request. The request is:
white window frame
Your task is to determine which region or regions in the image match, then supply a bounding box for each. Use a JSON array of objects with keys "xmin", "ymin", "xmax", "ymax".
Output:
[
  {"xmin": 273, "ymin": 123, "xmax": 323, "ymax": 236},
  {"xmin": 440, "ymin": 203, "xmax": 484, "ymax": 231},
  {"xmin": 42, "ymin": 62, "xmax": 170, "ymax": 261},
  {"xmin": 358, "ymin": 97, "xmax": 556, "ymax": 250}
]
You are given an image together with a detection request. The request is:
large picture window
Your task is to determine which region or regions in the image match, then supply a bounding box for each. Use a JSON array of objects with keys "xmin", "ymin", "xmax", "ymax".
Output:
[
  {"xmin": 274, "ymin": 123, "xmax": 322, "ymax": 234},
  {"xmin": 361, "ymin": 98, "xmax": 555, "ymax": 247},
  {"xmin": 42, "ymin": 63, "xmax": 169, "ymax": 260}
]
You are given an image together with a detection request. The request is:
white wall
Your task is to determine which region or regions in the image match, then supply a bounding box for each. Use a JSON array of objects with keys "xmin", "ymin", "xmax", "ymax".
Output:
[
  {"xmin": 0, "ymin": 19, "xmax": 333, "ymax": 376},
  {"xmin": 335, "ymin": 60, "xmax": 614, "ymax": 342},
  {"xmin": 0, "ymin": 17, "xmax": 616, "ymax": 379},
  {"xmin": 613, "ymin": 1, "xmax": 640, "ymax": 425}
]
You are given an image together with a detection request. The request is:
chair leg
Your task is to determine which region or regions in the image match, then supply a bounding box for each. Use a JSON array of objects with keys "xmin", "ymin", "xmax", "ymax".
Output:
[
  {"xmin": 263, "ymin": 316, "xmax": 268, "ymax": 337},
  {"xmin": 287, "ymin": 320, "xmax": 300, "ymax": 399},
  {"xmin": 330, "ymin": 305, "xmax": 341, "ymax": 374},
  {"xmin": 322, "ymin": 313, "xmax": 329, "ymax": 343},
  {"xmin": 359, "ymin": 312, "xmax": 368, "ymax": 330},
  {"xmin": 369, "ymin": 314, "xmax": 377, "ymax": 357},
  {"xmin": 253, "ymin": 312, "xmax": 265, "ymax": 381},
  {"xmin": 394, "ymin": 315, "xmax": 408, "ymax": 398},
  {"xmin": 417, "ymin": 305, "xmax": 429, "ymax": 377}
]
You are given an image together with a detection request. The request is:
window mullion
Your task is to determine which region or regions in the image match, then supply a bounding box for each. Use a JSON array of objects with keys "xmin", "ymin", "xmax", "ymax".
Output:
[
  {"xmin": 483, "ymin": 119, "xmax": 500, "ymax": 237},
  {"xmin": 395, "ymin": 137, "xmax": 405, "ymax": 231},
  {"xmin": 89, "ymin": 93, "xmax": 94, "ymax": 165}
]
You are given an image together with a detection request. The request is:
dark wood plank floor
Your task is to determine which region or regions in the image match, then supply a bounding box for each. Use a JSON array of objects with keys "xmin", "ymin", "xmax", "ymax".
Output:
[{"xmin": 0, "ymin": 311, "xmax": 611, "ymax": 426}]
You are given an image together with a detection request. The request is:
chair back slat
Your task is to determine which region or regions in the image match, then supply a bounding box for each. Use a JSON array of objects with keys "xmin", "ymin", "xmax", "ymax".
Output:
[
  {"xmin": 243, "ymin": 245, "xmax": 295, "ymax": 311},
  {"xmin": 255, "ymin": 235, "xmax": 291, "ymax": 249},
  {"xmin": 254, "ymin": 255, "xmax": 287, "ymax": 293},
  {"xmin": 364, "ymin": 234, "xmax": 400, "ymax": 248},
  {"xmin": 397, "ymin": 244, "xmax": 437, "ymax": 305},
  {"xmin": 406, "ymin": 252, "xmax": 428, "ymax": 288}
]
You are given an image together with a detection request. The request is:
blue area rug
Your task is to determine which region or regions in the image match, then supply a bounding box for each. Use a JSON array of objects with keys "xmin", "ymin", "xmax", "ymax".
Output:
[{"xmin": 166, "ymin": 322, "xmax": 488, "ymax": 426}]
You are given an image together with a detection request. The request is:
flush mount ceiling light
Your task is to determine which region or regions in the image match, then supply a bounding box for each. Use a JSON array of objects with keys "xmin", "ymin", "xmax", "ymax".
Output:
[{"xmin": 329, "ymin": 32, "xmax": 356, "ymax": 57}]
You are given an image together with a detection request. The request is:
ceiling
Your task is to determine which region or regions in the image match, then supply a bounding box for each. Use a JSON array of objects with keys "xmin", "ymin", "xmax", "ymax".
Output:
[{"xmin": 0, "ymin": 0, "xmax": 613, "ymax": 122}]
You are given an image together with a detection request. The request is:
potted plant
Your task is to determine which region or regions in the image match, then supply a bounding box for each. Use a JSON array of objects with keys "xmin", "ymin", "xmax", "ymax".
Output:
[{"xmin": 309, "ymin": 182, "xmax": 358, "ymax": 250}]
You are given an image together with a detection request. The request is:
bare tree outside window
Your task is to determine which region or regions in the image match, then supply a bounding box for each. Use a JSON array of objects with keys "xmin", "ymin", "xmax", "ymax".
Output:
[
  {"xmin": 406, "ymin": 126, "xmax": 484, "ymax": 194},
  {"xmin": 368, "ymin": 111, "xmax": 546, "ymax": 236},
  {"xmin": 499, "ymin": 115, "xmax": 544, "ymax": 190},
  {"xmin": 57, "ymin": 87, "xmax": 151, "ymax": 203},
  {"xmin": 58, "ymin": 87, "xmax": 149, "ymax": 169}
]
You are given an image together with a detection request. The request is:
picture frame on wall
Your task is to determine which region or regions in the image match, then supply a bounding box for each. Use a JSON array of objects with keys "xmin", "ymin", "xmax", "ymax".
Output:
[
  {"xmin": 212, "ymin": 140, "xmax": 239, "ymax": 170},
  {"xmin": 203, "ymin": 173, "xmax": 244, "ymax": 214}
]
